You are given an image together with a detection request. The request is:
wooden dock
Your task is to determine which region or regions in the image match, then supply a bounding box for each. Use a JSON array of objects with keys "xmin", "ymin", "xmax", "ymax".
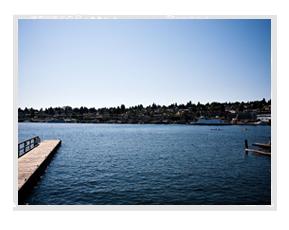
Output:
[
  {"xmin": 244, "ymin": 148, "xmax": 271, "ymax": 155},
  {"xmin": 18, "ymin": 139, "xmax": 61, "ymax": 205},
  {"xmin": 244, "ymin": 139, "xmax": 271, "ymax": 156},
  {"xmin": 252, "ymin": 142, "xmax": 271, "ymax": 149}
]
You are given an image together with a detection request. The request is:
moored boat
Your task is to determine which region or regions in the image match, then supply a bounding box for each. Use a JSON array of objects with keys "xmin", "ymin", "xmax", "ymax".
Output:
[
  {"xmin": 190, "ymin": 116, "xmax": 231, "ymax": 125},
  {"xmin": 254, "ymin": 121, "xmax": 269, "ymax": 126}
]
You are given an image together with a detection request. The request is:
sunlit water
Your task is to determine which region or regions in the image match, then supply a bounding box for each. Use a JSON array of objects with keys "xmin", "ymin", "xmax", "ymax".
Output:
[{"xmin": 18, "ymin": 123, "xmax": 271, "ymax": 205}]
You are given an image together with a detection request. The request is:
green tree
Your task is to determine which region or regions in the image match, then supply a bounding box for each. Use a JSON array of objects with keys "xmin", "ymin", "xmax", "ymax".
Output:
[
  {"xmin": 89, "ymin": 107, "xmax": 96, "ymax": 113},
  {"xmin": 83, "ymin": 107, "xmax": 89, "ymax": 114},
  {"xmin": 191, "ymin": 105, "xmax": 197, "ymax": 112},
  {"xmin": 64, "ymin": 106, "xmax": 72, "ymax": 114},
  {"xmin": 121, "ymin": 104, "xmax": 126, "ymax": 113},
  {"xmin": 220, "ymin": 104, "xmax": 225, "ymax": 112},
  {"xmin": 168, "ymin": 103, "xmax": 174, "ymax": 109},
  {"xmin": 262, "ymin": 98, "xmax": 266, "ymax": 104},
  {"xmin": 239, "ymin": 102, "xmax": 244, "ymax": 112},
  {"xmin": 30, "ymin": 108, "xmax": 35, "ymax": 118},
  {"xmin": 48, "ymin": 107, "xmax": 54, "ymax": 116},
  {"xmin": 186, "ymin": 101, "xmax": 192, "ymax": 107}
]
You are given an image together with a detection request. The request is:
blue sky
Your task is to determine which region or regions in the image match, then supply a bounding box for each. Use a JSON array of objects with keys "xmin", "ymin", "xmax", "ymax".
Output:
[{"xmin": 18, "ymin": 19, "xmax": 271, "ymax": 109}]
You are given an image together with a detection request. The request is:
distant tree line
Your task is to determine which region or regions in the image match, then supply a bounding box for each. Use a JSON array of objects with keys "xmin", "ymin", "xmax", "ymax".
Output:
[{"xmin": 18, "ymin": 98, "xmax": 271, "ymax": 118}]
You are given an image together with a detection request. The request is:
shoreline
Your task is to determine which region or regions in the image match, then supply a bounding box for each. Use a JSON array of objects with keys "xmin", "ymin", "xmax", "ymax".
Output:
[{"xmin": 18, "ymin": 121, "xmax": 270, "ymax": 126}]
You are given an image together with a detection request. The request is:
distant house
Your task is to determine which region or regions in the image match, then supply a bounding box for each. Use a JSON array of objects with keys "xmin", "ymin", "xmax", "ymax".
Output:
[
  {"xmin": 18, "ymin": 113, "xmax": 31, "ymax": 118},
  {"xmin": 224, "ymin": 106, "xmax": 230, "ymax": 112},
  {"xmin": 263, "ymin": 105, "xmax": 271, "ymax": 111},
  {"xmin": 243, "ymin": 108, "xmax": 260, "ymax": 113},
  {"xmin": 154, "ymin": 114, "xmax": 163, "ymax": 120}
]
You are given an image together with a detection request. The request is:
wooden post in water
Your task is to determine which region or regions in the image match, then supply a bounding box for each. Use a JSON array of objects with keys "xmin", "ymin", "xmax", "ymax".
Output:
[
  {"xmin": 245, "ymin": 139, "xmax": 248, "ymax": 154},
  {"xmin": 245, "ymin": 139, "xmax": 248, "ymax": 148}
]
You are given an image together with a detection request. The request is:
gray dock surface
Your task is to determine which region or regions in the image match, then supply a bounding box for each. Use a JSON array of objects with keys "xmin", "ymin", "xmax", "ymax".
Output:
[{"xmin": 18, "ymin": 139, "xmax": 61, "ymax": 204}]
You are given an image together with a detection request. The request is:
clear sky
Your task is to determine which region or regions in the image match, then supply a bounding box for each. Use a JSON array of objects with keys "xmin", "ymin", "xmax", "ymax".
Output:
[{"xmin": 18, "ymin": 19, "xmax": 271, "ymax": 109}]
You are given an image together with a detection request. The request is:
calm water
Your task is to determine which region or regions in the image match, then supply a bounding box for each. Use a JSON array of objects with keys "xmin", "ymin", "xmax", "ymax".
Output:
[{"xmin": 18, "ymin": 123, "xmax": 271, "ymax": 205}]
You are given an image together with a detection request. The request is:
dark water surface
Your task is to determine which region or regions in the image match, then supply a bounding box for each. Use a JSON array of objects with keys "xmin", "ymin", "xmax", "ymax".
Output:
[{"xmin": 18, "ymin": 123, "xmax": 271, "ymax": 205}]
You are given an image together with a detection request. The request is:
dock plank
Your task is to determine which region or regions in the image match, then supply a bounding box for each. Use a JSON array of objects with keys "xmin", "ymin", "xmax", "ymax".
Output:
[
  {"xmin": 18, "ymin": 139, "xmax": 61, "ymax": 204},
  {"xmin": 244, "ymin": 148, "xmax": 271, "ymax": 155},
  {"xmin": 252, "ymin": 142, "xmax": 271, "ymax": 149}
]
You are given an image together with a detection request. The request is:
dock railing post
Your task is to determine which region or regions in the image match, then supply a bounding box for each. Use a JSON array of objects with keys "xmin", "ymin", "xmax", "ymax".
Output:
[{"xmin": 24, "ymin": 142, "xmax": 27, "ymax": 154}]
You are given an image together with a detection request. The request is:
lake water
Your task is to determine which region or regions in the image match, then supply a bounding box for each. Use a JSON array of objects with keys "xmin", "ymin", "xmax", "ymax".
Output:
[{"xmin": 18, "ymin": 123, "xmax": 271, "ymax": 205}]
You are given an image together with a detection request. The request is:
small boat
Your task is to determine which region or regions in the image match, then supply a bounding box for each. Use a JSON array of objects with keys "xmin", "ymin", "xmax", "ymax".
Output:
[{"xmin": 241, "ymin": 128, "xmax": 251, "ymax": 130}]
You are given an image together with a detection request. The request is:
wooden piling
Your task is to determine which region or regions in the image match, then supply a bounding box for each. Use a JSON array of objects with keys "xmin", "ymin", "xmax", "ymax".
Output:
[{"xmin": 245, "ymin": 139, "xmax": 248, "ymax": 149}]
